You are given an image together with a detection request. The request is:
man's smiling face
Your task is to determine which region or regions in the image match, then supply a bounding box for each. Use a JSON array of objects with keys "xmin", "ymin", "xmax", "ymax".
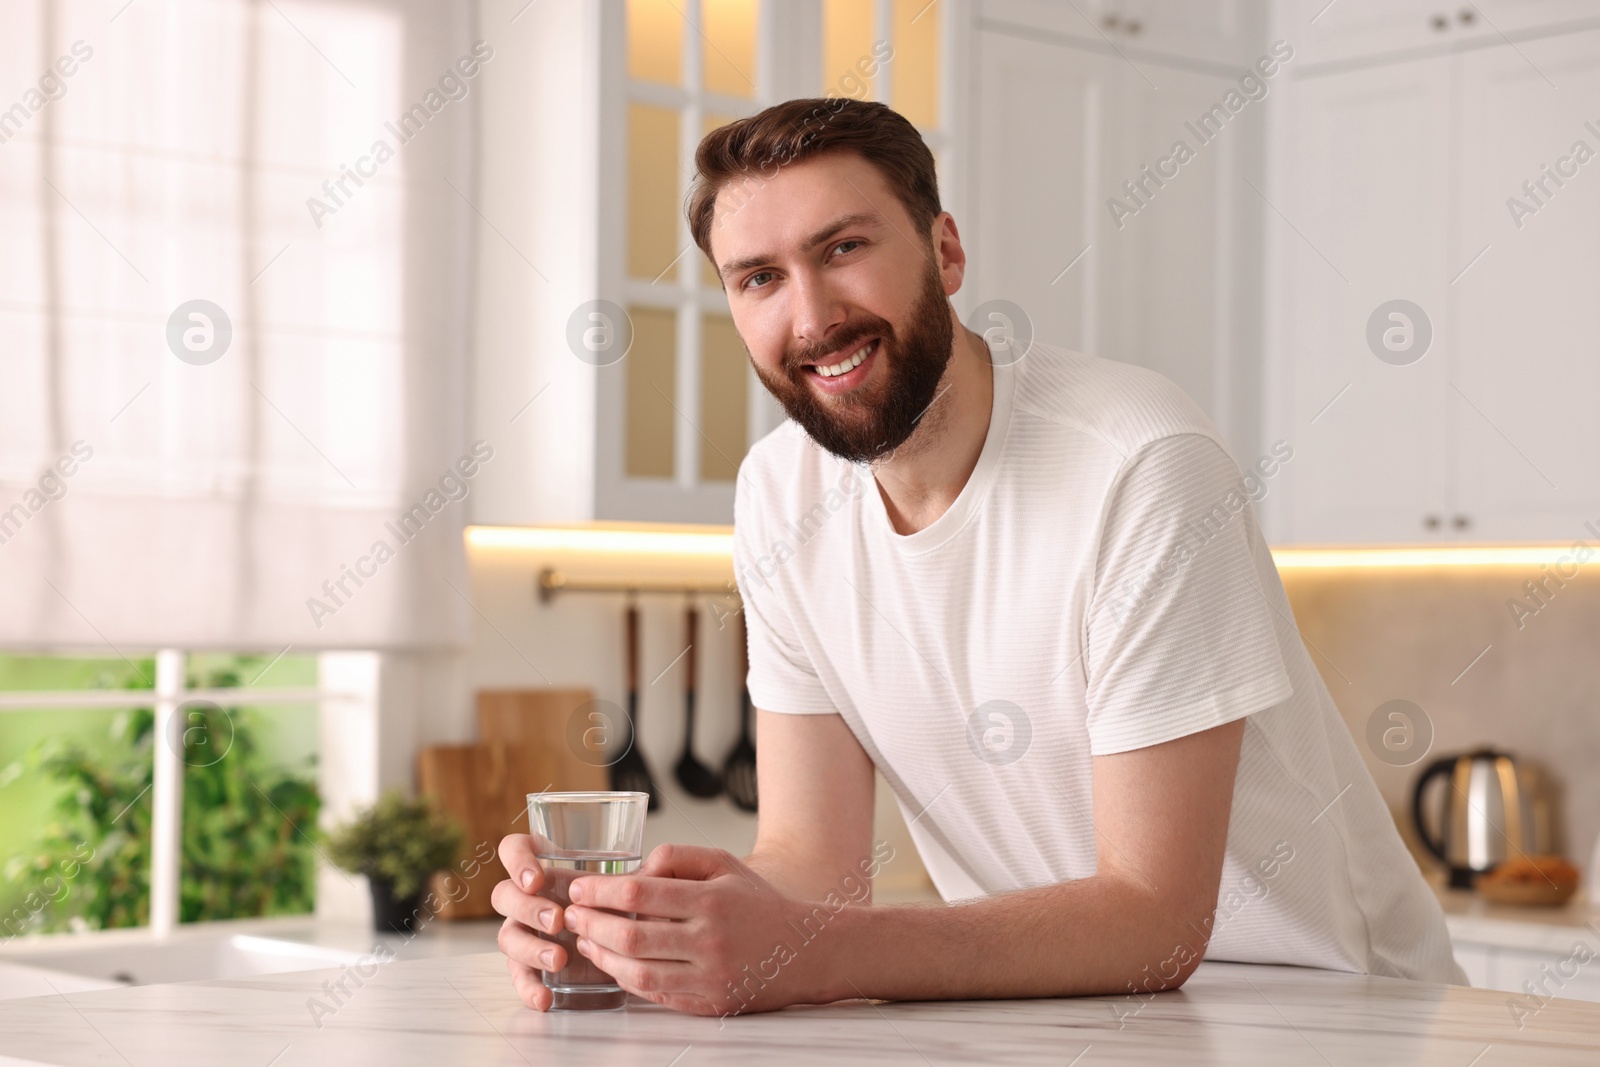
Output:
[{"xmin": 711, "ymin": 150, "xmax": 957, "ymax": 464}]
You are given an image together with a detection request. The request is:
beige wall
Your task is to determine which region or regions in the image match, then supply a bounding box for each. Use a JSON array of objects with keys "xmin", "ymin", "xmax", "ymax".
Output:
[{"xmin": 1281, "ymin": 566, "xmax": 1600, "ymax": 878}]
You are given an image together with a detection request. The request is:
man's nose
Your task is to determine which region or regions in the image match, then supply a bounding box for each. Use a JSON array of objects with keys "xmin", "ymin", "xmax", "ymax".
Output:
[{"xmin": 788, "ymin": 270, "xmax": 847, "ymax": 353}]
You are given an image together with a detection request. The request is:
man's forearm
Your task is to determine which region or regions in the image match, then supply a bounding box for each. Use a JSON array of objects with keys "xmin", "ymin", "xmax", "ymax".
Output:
[
  {"xmin": 811, "ymin": 874, "xmax": 1212, "ymax": 1004},
  {"xmin": 743, "ymin": 841, "xmax": 884, "ymax": 905}
]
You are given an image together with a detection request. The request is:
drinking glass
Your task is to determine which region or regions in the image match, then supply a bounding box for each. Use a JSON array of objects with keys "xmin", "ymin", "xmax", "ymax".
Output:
[{"xmin": 526, "ymin": 790, "xmax": 649, "ymax": 1011}]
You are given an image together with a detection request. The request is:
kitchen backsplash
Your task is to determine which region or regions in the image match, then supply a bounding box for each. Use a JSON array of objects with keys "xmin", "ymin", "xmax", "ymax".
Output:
[{"xmin": 1279, "ymin": 565, "xmax": 1600, "ymax": 881}]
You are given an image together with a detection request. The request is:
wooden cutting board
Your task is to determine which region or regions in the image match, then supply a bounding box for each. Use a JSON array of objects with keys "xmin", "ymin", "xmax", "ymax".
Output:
[
  {"xmin": 476, "ymin": 687, "xmax": 607, "ymax": 783},
  {"xmin": 416, "ymin": 689, "xmax": 608, "ymax": 919},
  {"xmin": 417, "ymin": 742, "xmax": 545, "ymax": 920}
]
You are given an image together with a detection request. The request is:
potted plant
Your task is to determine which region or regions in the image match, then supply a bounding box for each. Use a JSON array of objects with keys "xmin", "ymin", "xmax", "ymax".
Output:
[{"xmin": 325, "ymin": 790, "xmax": 464, "ymax": 933}]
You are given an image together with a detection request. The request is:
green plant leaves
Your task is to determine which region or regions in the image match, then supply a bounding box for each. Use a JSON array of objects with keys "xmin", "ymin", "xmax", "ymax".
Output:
[
  {"xmin": 324, "ymin": 791, "xmax": 465, "ymax": 899},
  {"xmin": 0, "ymin": 668, "xmax": 320, "ymax": 935}
]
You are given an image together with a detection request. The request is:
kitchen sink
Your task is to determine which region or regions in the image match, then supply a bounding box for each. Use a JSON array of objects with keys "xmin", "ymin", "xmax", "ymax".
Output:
[{"xmin": 0, "ymin": 915, "xmax": 502, "ymax": 1000}]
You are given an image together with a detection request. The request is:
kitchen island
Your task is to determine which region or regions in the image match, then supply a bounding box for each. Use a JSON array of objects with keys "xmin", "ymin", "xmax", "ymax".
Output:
[{"xmin": 0, "ymin": 950, "xmax": 1597, "ymax": 1066}]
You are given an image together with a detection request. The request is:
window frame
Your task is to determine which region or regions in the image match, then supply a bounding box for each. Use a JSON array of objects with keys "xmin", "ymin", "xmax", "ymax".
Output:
[{"xmin": 0, "ymin": 648, "xmax": 355, "ymax": 936}]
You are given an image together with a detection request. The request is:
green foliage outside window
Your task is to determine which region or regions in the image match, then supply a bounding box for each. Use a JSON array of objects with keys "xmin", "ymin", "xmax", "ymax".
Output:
[{"xmin": 0, "ymin": 666, "xmax": 319, "ymax": 937}]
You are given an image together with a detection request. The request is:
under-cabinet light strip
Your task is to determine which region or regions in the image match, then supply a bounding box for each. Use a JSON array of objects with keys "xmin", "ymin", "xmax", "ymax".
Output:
[
  {"xmin": 469, "ymin": 526, "xmax": 1593, "ymax": 570},
  {"xmin": 1270, "ymin": 546, "xmax": 1594, "ymax": 569},
  {"xmin": 466, "ymin": 525, "xmax": 734, "ymax": 557}
]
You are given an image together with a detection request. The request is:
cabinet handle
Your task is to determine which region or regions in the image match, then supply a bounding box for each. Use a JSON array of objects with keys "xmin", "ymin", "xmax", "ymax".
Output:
[
  {"xmin": 1452, "ymin": 514, "xmax": 1471, "ymax": 530},
  {"xmin": 1424, "ymin": 514, "xmax": 1442, "ymax": 530}
]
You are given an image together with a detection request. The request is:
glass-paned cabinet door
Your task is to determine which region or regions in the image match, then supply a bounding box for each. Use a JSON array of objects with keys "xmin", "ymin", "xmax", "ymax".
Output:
[
  {"xmin": 617, "ymin": 0, "xmax": 762, "ymax": 507},
  {"xmin": 702, "ymin": 0, "xmax": 758, "ymax": 99},
  {"xmin": 626, "ymin": 102, "xmax": 680, "ymax": 282},
  {"xmin": 822, "ymin": 0, "xmax": 940, "ymax": 128},
  {"xmin": 624, "ymin": 305, "xmax": 678, "ymax": 479},
  {"xmin": 700, "ymin": 112, "xmax": 740, "ymax": 288},
  {"xmin": 699, "ymin": 312, "xmax": 749, "ymax": 482},
  {"xmin": 628, "ymin": 0, "xmax": 682, "ymax": 84}
]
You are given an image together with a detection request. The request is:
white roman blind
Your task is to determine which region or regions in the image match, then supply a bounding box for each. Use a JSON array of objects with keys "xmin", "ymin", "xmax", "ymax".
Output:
[{"xmin": 0, "ymin": 0, "xmax": 483, "ymax": 649}]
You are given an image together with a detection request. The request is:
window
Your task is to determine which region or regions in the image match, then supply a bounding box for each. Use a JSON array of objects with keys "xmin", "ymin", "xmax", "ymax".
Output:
[{"xmin": 0, "ymin": 650, "xmax": 324, "ymax": 936}]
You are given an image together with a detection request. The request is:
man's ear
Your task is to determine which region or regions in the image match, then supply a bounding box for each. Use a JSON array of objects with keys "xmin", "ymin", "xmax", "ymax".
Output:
[{"xmin": 931, "ymin": 212, "xmax": 967, "ymax": 296}]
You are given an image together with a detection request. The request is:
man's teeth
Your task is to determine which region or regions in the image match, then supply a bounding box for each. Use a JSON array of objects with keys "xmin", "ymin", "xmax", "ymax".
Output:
[{"xmin": 814, "ymin": 339, "xmax": 875, "ymax": 378}]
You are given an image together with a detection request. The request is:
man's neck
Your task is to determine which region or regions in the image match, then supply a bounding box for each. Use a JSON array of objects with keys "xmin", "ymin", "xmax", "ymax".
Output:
[{"xmin": 869, "ymin": 322, "xmax": 994, "ymax": 536}]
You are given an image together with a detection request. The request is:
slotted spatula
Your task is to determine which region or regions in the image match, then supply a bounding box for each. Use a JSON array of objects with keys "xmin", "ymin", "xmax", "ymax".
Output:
[{"xmin": 722, "ymin": 611, "xmax": 758, "ymax": 812}]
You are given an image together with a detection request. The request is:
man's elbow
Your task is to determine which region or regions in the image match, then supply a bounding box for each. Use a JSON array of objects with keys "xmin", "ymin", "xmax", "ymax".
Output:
[
  {"xmin": 1125, "ymin": 904, "xmax": 1215, "ymax": 994},
  {"xmin": 1081, "ymin": 873, "xmax": 1219, "ymax": 996},
  {"xmin": 1164, "ymin": 949, "xmax": 1206, "ymax": 990}
]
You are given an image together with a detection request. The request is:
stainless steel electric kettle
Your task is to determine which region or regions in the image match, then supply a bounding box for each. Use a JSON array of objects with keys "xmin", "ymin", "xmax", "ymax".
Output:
[{"xmin": 1410, "ymin": 749, "xmax": 1563, "ymax": 889}]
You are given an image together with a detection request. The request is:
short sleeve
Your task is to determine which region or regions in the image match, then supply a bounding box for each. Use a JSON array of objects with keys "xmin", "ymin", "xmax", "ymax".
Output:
[
  {"xmin": 1083, "ymin": 434, "xmax": 1293, "ymax": 755},
  {"xmin": 733, "ymin": 464, "xmax": 837, "ymax": 715}
]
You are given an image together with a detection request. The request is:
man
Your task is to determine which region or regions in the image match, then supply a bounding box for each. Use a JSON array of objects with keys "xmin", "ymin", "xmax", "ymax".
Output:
[{"xmin": 492, "ymin": 98, "xmax": 1464, "ymax": 1016}]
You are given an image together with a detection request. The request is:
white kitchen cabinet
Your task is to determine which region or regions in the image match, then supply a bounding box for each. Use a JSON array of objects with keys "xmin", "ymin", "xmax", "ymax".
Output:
[
  {"xmin": 1266, "ymin": 25, "xmax": 1600, "ymax": 543},
  {"xmin": 1451, "ymin": 30, "xmax": 1600, "ymax": 541},
  {"xmin": 1098, "ymin": 58, "xmax": 1274, "ymax": 460},
  {"xmin": 1114, "ymin": 0, "xmax": 1259, "ymax": 61},
  {"xmin": 1266, "ymin": 54, "xmax": 1457, "ymax": 543},
  {"xmin": 979, "ymin": 0, "xmax": 1264, "ymax": 65},
  {"xmin": 1451, "ymin": 939, "xmax": 1600, "ymax": 1003},
  {"xmin": 968, "ymin": 30, "xmax": 1116, "ymax": 358},
  {"xmin": 1291, "ymin": 0, "xmax": 1495, "ymax": 67},
  {"xmin": 1491, "ymin": 945, "xmax": 1600, "ymax": 1002},
  {"xmin": 967, "ymin": 10, "xmax": 1270, "ymax": 462},
  {"xmin": 1481, "ymin": 0, "xmax": 1600, "ymax": 36},
  {"xmin": 1291, "ymin": 0, "xmax": 1600, "ymax": 69},
  {"xmin": 1454, "ymin": 942, "xmax": 1495, "ymax": 988}
]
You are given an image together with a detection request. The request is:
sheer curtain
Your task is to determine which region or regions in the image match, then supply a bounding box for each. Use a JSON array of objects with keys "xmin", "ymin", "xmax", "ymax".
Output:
[{"xmin": 0, "ymin": 0, "xmax": 479, "ymax": 650}]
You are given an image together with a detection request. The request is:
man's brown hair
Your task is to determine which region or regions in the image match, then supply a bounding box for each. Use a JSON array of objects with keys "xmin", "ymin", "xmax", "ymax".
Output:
[{"xmin": 686, "ymin": 97, "xmax": 942, "ymax": 284}]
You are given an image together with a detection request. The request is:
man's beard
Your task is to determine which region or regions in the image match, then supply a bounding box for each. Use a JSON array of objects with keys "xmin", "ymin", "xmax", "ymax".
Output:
[{"xmin": 752, "ymin": 257, "xmax": 954, "ymax": 465}]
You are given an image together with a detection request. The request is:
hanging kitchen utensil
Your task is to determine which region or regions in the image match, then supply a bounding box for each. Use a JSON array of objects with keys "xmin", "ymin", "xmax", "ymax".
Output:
[
  {"xmin": 609, "ymin": 601, "xmax": 659, "ymax": 811},
  {"xmin": 674, "ymin": 602, "xmax": 722, "ymax": 798},
  {"xmin": 722, "ymin": 611, "xmax": 758, "ymax": 813}
]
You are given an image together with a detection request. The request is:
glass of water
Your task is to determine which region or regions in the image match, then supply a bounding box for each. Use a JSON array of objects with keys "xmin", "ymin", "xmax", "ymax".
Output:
[{"xmin": 526, "ymin": 791, "xmax": 649, "ymax": 1011}]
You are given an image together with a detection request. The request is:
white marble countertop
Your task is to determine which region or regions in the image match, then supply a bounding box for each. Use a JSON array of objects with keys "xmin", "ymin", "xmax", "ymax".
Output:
[
  {"xmin": 2, "ymin": 950, "xmax": 1599, "ymax": 1066},
  {"xmin": 1435, "ymin": 887, "xmax": 1600, "ymax": 954}
]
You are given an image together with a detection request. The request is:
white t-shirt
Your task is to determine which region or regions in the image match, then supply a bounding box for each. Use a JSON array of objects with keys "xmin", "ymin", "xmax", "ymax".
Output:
[{"xmin": 733, "ymin": 338, "xmax": 1465, "ymax": 984}]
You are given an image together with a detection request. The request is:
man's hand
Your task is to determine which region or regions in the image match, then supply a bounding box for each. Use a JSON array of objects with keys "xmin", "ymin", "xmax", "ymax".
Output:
[
  {"xmin": 561, "ymin": 842, "xmax": 836, "ymax": 1017},
  {"xmin": 491, "ymin": 833, "xmax": 573, "ymax": 1011}
]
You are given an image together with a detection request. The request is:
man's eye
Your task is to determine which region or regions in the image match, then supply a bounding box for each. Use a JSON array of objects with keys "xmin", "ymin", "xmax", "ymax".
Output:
[
  {"xmin": 744, "ymin": 271, "xmax": 774, "ymax": 290},
  {"xmin": 833, "ymin": 240, "xmax": 862, "ymax": 256}
]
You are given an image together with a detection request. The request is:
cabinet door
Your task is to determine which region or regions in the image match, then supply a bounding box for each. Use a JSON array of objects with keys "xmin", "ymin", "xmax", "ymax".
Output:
[
  {"xmin": 1114, "ymin": 0, "xmax": 1260, "ymax": 63},
  {"xmin": 1485, "ymin": 0, "xmax": 1600, "ymax": 36},
  {"xmin": 1271, "ymin": 57, "xmax": 1456, "ymax": 543},
  {"xmin": 969, "ymin": 30, "xmax": 1119, "ymax": 357},
  {"xmin": 1097, "ymin": 60, "xmax": 1259, "ymax": 452},
  {"xmin": 1452, "ymin": 31, "xmax": 1600, "ymax": 540},
  {"xmin": 1453, "ymin": 942, "xmax": 1494, "ymax": 988},
  {"xmin": 979, "ymin": 0, "xmax": 1261, "ymax": 65},
  {"xmin": 970, "ymin": 30, "xmax": 1259, "ymax": 448},
  {"xmin": 1490, "ymin": 947, "xmax": 1600, "ymax": 1003},
  {"xmin": 1293, "ymin": 0, "xmax": 1493, "ymax": 67}
]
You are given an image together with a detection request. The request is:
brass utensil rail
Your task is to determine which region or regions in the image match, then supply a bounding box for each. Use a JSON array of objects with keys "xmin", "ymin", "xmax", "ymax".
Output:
[{"xmin": 537, "ymin": 567, "xmax": 741, "ymax": 604}]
